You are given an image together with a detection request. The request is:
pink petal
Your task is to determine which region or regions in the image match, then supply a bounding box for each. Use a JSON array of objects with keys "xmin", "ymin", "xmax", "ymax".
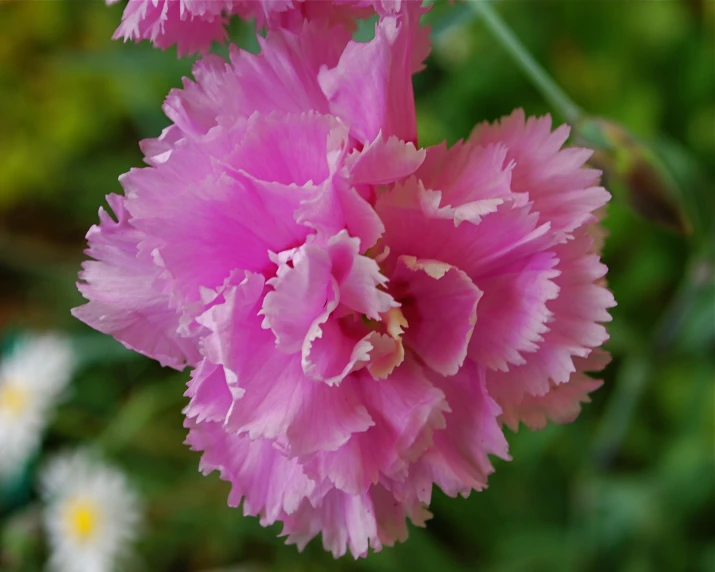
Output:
[
  {"xmin": 346, "ymin": 133, "xmax": 426, "ymax": 185},
  {"xmin": 125, "ymin": 167, "xmax": 311, "ymax": 302},
  {"xmin": 113, "ymin": 0, "xmax": 228, "ymax": 57},
  {"xmin": 467, "ymin": 251, "xmax": 560, "ymax": 371},
  {"xmin": 500, "ymin": 372, "xmax": 603, "ymax": 432},
  {"xmin": 377, "ymin": 178, "xmax": 551, "ymax": 280},
  {"xmin": 72, "ymin": 194, "xmax": 199, "ymax": 369},
  {"xmin": 471, "ymin": 109, "xmax": 611, "ymax": 240},
  {"xmin": 302, "ymin": 359, "xmax": 448, "ymax": 494},
  {"xmin": 198, "ymin": 275, "xmax": 374, "ymax": 456},
  {"xmin": 281, "ymin": 485, "xmax": 431, "ymax": 558},
  {"xmin": 416, "ymin": 361, "xmax": 510, "ymax": 498},
  {"xmin": 183, "ymin": 358, "xmax": 235, "ymax": 423},
  {"xmin": 186, "ymin": 421, "xmax": 325, "ymax": 525},
  {"xmin": 318, "ymin": 6, "xmax": 428, "ymax": 144},
  {"xmin": 262, "ymin": 234, "xmax": 395, "ymax": 385},
  {"xmin": 297, "ymin": 178, "xmax": 386, "ymax": 250},
  {"xmin": 326, "ymin": 231, "xmax": 395, "ymax": 319},
  {"xmin": 416, "ymin": 141, "xmax": 514, "ymax": 223},
  {"xmin": 262, "ymin": 244, "xmax": 337, "ymax": 354},
  {"xmin": 163, "ymin": 24, "xmax": 351, "ymax": 138},
  {"xmin": 391, "ymin": 256, "xmax": 482, "ymax": 376},
  {"xmin": 228, "ymin": 112, "xmax": 350, "ymax": 186},
  {"xmin": 486, "ymin": 228, "xmax": 615, "ymax": 420},
  {"xmin": 302, "ymin": 318, "xmax": 374, "ymax": 386}
]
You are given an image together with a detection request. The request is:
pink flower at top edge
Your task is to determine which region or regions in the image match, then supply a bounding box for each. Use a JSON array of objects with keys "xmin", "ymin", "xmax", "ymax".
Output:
[
  {"xmin": 107, "ymin": 0, "xmax": 415, "ymax": 56},
  {"xmin": 74, "ymin": 7, "xmax": 614, "ymax": 558}
]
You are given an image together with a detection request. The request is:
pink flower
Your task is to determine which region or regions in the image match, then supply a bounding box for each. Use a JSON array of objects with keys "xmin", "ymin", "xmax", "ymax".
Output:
[
  {"xmin": 74, "ymin": 9, "xmax": 614, "ymax": 558},
  {"xmin": 108, "ymin": 0, "xmax": 410, "ymax": 56}
]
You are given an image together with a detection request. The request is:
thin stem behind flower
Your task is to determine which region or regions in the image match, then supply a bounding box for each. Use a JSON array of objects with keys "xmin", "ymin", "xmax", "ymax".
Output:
[{"xmin": 470, "ymin": 1, "xmax": 584, "ymax": 124}]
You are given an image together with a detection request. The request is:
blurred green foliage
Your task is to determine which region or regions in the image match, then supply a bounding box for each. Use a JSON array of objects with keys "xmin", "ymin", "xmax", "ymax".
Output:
[{"xmin": 0, "ymin": 1, "xmax": 713, "ymax": 571}]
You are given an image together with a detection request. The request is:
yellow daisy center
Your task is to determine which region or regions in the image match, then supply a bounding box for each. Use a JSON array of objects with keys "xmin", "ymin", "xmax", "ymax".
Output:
[
  {"xmin": 63, "ymin": 498, "xmax": 100, "ymax": 542},
  {"xmin": 0, "ymin": 382, "xmax": 29, "ymax": 418}
]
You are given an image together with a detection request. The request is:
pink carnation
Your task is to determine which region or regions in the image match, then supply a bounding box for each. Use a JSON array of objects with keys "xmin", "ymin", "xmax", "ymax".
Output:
[
  {"xmin": 74, "ymin": 7, "xmax": 614, "ymax": 558},
  {"xmin": 108, "ymin": 0, "xmax": 409, "ymax": 56}
]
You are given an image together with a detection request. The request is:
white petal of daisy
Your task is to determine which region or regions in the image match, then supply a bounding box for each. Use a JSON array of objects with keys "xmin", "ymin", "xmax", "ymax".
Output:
[
  {"xmin": 0, "ymin": 334, "xmax": 76, "ymax": 478},
  {"xmin": 41, "ymin": 450, "xmax": 142, "ymax": 572}
]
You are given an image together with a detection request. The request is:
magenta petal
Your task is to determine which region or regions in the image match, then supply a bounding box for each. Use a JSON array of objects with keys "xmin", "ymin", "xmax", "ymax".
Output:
[
  {"xmin": 346, "ymin": 134, "xmax": 426, "ymax": 185},
  {"xmin": 377, "ymin": 178, "xmax": 551, "ymax": 280},
  {"xmin": 186, "ymin": 422, "xmax": 324, "ymax": 525},
  {"xmin": 281, "ymin": 485, "xmax": 431, "ymax": 558},
  {"xmin": 72, "ymin": 194, "xmax": 199, "ymax": 369},
  {"xmin": 318, "ymin": 8, "xmax": 426, "ymax": 144},
  {"xmin": 302, "ymin": 360, "xmax": 448, "ymax": 494},
  {"xmin": 416, "ymin": 141, "xmax": 514, "ymax": 218},
  {"xmin": 468, "ymin": 252, "xmax": 560, "ymax": 371},
  {"xmin": 199, "ymin": 275, "xmax": 373, "ymax": 455},
  {"xmin": 302, "ymin": 318, "xmax": 373, "ymax": 385},
  {"xmin": 296, "ymin": 179, "xmax": 385, "ymax": 250},
  {"xmin": 418, "ymin": 362, "xmax": 510, "ymax": 497},
  {"xmin": 486, "ymin": 228, "xmax": 615, "ymax": 421},
  {"xmin": 502, "ymin": 372, "xmax": 604, "ymax": 432},
  {"xmin": 183, "ymin": 359, "xmax": 235, "ymax": 423},
  {"xmin": 162, "ymin": 24, "xmax": 351, "ymax": 136},
  {"xmin": 471, "ymin": 109, "xmax": 611, "ymax": 240},
  {"xmin": 113, "ymin": 0, "xmax": 228, "ymax": 57},
  {"xmin": 229, "ymin": 112, "xmax": 349, "ymax": 186},
  {"xmin": 126, "ymin": 169, "xmax": 310, "ymax": 301},
  {"xmin": 262, "ymin": 234, "xmax": 394, "ymax": 385},
  {"xmin": 326, "ymin": 231, "xmax": 395, "ymax": 319},
  {"xmin": 334, "ymin": 181, "xmax": 386, "ymax": 250},
  {"xmin": 262, "ymin": 245, "xmax": 336, "ymax": 354},
  {"xmin": 392, "ymin": 256, "xmax": 482, "ymax": 376}
]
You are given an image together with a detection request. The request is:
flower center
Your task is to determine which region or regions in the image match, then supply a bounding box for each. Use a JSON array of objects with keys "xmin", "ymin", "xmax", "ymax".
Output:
[
  {"xmin": 63, "ymin": 498, "xmax": 99, "ymax": 542},
  {"xmin": 0, "ymin": 381, "xmax": 29, "ymax": 418}
]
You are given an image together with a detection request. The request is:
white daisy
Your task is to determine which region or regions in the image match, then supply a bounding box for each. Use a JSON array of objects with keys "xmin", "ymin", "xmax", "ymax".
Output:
[
  {"xmin": 0, "ymin": 334, "xmax": 76, "ymax": 478},
  {"xmin": 41, "ymin": 450, "xmax": 142, "ymax": 572}
]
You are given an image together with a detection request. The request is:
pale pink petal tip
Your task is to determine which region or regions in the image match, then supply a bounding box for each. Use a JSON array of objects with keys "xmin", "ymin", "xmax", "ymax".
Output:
[{"xmin": 108, "ymin": 0, "xmax": 422, "ymax": 55}]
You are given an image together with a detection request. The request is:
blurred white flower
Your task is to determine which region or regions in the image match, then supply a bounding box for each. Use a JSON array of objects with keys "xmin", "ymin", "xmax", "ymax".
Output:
[
  {"xmin": 0, "ymin": 334, "xmax": 76, "ymax": 478},
  {"xmin": 41, "ymin": 450, "xmax": 141, "ymax": 572}
]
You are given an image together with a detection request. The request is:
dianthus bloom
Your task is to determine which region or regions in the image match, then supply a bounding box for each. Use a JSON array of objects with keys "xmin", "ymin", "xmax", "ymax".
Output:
[
  {"xmin": 73, "ymin": 7, "xmax": 614, "ymax": 558},
  {"xmin": 41, "ymin": 450, "xmax": 141, "ymax": 572},
  {"xmin": 107, "ymin": 0, "xmax": 406, "ymax": 56}
]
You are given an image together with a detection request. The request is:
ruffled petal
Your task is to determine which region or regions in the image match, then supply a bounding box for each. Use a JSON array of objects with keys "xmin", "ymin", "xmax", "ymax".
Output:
[
  {"xmin": 471, "ymin": 109, "xmax": 611, "ymax": 240},
  {"xmin": 227, "ymin": 112, "xmax": 349, "ymax": 186},
  {"xmin": 377, "ymin": 178, "xmax": 551, "ymax": 279},
  {"xmin": 486, "ymin": 228, "xmax": 615, "ymax": 411},
  {"xmin": 318, "ymin": 5, "xmax": 428, "ymax": 144},
  {"xmin": 162, "ymin": 23, "xmax": 351, "ymax": 138},
  {"xmin": 72, "ymin": 194, "xmax": 199, "ymax": 369},
  {"xmin": 345, "ymin": 133, "xmax": 425, "ymax": 186},
  {"xmin": 125, "ymin": 168, "xmax": 311, "ymax": 302},
  {"xmin": 262, "ymin": 233, "xmax": 395, "ymax": 385},
  {"xmin": 183, "ymin": 358, "xmax": 236, "ymax": 423},
  {"xmin": 391, "ymin": 256, "xmax": 482, "ymax": 376},
  {"xmin": 499, "ymin": 353, "xmax": 607, "ymax": 432},
  {"xmin": 415, "ymin": 361, "xmax": 510, "ymax": 499},
  {"xmin": 113, "ymin": 0, "xmax": 228, "ymax": 57},
  {"xmin": 415, "ymin": 140, "xmax": 514, "ymax": 224},
  {"xmin": 281, "ymin": 485, "xmax": 431, "ymax": 558},
  {"xmin": 198, "ymin": 274, "xmax": 374, "ymax": 456},
  {"xmin": 186, "ymin": 421, "xmax": 325, "ymax": 526},
  {"xmin": 262, "ymin": 244, "xmax": 336, "ymax": 354},
  {"xmin": 467, "ymin": 251, "xmax": 560, "ymax": 371},
  {"xmin": 301, "ymin": 359, "xmax": 448, "ymax": 494}
]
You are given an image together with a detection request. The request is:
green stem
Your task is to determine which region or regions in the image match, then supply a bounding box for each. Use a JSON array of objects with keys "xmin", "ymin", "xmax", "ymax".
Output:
[{"xmin": 469, "ymin": 1, "xmax": 584, "ymax": 123}]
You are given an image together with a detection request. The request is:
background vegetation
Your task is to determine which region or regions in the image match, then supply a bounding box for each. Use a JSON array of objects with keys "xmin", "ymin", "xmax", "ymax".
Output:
[{"xmin": 0, "ymin": 1, "xmax": 713, "ymax": 570}]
